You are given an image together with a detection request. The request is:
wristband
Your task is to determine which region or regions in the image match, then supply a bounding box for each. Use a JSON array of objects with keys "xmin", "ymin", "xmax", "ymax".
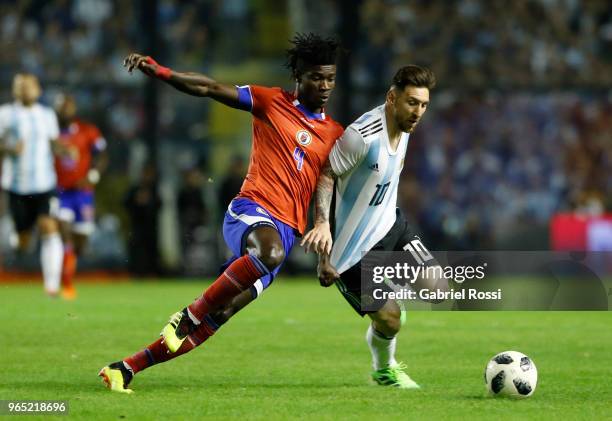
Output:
[{"xmin": 145, "ymin": 56, "xmax": 172, "ymax": 80}]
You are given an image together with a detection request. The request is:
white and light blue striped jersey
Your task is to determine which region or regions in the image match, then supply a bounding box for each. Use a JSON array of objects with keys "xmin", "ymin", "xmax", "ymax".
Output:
[
  {"xmin": 329, "ymin": 104, "xmax": 409, "ymax": 274},
  {"xmin": 0, "ymin": 102, "xmax": 59, "ymax": 194}
]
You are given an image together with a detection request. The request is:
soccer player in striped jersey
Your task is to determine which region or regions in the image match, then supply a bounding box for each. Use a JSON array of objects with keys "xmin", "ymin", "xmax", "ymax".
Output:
[
  {"xmin": 99, "ymin": 33, "xmax": 344, "ymax": 393},
  {"xmin": 54, "ymin": 94, "xmax": 108, "ymax": 300},
  {"xmin": 302, "ymin": 65, "xmax": 446, "ymax": 389},
  {"xmin": 0, "ymin": 74, "xmax": 65, "ymax": 297}
]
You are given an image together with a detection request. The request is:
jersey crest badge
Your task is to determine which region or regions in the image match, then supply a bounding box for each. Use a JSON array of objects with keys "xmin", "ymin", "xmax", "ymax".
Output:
[{"xmin": 296, "ymin": 129, "xmax": 312, "ymax": 146}]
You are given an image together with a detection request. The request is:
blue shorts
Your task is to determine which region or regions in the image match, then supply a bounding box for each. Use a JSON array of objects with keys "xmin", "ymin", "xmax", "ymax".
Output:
[
  {"xmin": 57, "ymin": 189, "xmax": 95, "ymax": 235},
  {"xmin": 222, "ymin": 197, "xmax": 297, "ymax": 297}
]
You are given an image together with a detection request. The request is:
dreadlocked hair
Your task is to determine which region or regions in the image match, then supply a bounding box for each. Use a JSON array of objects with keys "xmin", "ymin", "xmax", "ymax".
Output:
[{"xmin": 285, "ymin": 33, "xmax": 341, "ymax": 80}]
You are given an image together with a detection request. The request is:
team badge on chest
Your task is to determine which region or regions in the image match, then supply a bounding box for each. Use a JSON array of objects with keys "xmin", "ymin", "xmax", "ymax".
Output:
[{"xmin": 295, "ymin": 129, "xmax": 312, "ymax": 146}]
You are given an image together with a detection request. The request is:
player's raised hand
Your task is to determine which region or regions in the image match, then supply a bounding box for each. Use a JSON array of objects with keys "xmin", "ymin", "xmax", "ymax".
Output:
[
  {"xmin": 123, "ymin": 53, "xmax": 155, "ymax": 76},
  {"xmin": 300, "ymin": 222, "xmax": 333, "ymax": 255},
  {"xmin": 124, "ymin": 53, "xmax": 172, "ymax": 80}
]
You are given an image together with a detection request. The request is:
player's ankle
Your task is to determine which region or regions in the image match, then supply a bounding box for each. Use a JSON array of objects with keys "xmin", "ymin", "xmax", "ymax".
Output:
[{"xmin": 176, "ymin": 308, "xmax": 197, "ymax": 338}]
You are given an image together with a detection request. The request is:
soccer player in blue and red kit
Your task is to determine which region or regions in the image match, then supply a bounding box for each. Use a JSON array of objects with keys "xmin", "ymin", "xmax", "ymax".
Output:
[
  {"xmin": 54, "ymin": 94, "xmax": 108, "ymax": 300},
  {"xmin": 99, "ymin": 34, "xmax": 344, "ymax": 393}
]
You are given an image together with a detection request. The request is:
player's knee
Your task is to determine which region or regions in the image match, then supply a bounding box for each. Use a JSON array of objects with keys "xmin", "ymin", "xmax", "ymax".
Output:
[
  {"xmin": 38, "ymin": 217, "xmax": 58, "ymax": 235},
  {"xmin": 374, "ymin": 308, "xmax": 402, "ymax": 335},
  {"xmin": 16, "ymin": 234, "xmax": 30, "ymax": 253},
  {"xmin": 255, "ymin": 243, "xmax": 285, "ymax": 271}
]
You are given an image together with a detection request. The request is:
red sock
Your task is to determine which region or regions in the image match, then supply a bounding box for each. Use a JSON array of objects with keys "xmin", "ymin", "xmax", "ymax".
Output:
[
  {"xmin": 188, "ymin": 255, "xmax": 267, "ymax": 322},
  {"xmin": 123, "ymin": 316, "xmax": 218, "ymax": 374},
  {"xmin": 61, "ymin": 246, "xmax": 77, "ymax": 289}
]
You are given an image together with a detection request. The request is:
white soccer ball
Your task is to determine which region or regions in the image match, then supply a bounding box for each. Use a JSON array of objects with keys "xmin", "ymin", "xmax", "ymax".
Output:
[{"xmin": 484, "ymin": 351, "xmax": 537, "ymax": 398}]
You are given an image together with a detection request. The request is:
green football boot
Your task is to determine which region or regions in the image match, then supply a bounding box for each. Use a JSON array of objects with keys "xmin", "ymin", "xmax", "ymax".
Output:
[{"xmin": 371, "ymin": 362, "xmax": 420, "ymax": 389}]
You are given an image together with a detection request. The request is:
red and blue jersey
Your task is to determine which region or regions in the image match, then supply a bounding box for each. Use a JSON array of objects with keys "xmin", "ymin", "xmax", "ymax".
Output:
[
  {"xmin": 235, "ymin": 85, "xmax": 343, "ymax": 234},
  {"xmin": 55, "ymin": 120, "xmax": 106, "ymax": 190}
]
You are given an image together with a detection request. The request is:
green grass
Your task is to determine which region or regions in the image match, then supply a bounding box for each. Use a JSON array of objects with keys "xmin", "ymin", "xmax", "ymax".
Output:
[{"xmin": 1, "ymin": 279, "xmax": 611, "ymax": 420}]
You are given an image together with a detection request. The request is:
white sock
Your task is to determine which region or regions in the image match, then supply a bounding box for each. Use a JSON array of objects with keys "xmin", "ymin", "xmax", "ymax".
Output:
[
  {"xmin": 41, "ymin": 233, "xmax": 63, "ymax": 294},
  {"xmin": 366, "ymin": 324, "xmax": 398, "ymax": 371}
]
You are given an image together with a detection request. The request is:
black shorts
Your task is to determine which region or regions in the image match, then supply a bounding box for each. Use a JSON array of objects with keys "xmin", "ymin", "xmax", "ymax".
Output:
[
  {"xmin": 335, "ymin": 208, "xmax": 431, "ymax": 316},
  {"xmin": 8, "ymin": 190, "xmax": 58, "ymax": 232}
]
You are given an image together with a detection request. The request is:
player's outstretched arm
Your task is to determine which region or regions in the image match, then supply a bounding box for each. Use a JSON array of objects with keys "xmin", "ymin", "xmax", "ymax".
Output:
[
  {"xmin": 123, "ymin": 53, "xmax": 241, "ymax": 109},
  {"xmin": 301, "ymin": 160, "xmax": 335, "ymax": 255}
]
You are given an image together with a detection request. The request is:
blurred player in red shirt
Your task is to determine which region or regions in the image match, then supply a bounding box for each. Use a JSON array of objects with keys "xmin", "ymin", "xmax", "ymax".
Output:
[
  {"xmin": 54, "ymin": 94, "xmax": 108, "ymax": 299},
  {"xmin": 99, "ymin": 33, "xmax": 343, "ymax": 393}
]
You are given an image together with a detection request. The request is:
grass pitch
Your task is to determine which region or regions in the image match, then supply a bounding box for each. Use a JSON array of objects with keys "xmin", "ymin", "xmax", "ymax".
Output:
[{"xmin": 1, "ymin": 279, "xmax": 611, "ymax": 420}]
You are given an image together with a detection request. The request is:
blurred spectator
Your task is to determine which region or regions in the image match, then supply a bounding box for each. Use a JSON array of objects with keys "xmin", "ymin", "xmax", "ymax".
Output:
[
  {"xmin": 218, "ymin": 155, "xmax": 247, "ymax": 212},
  {"xmin": 177, "ymin": 166, "xmax": 207, "ymax": 256},
  {"xmin": 124, "ymin": 163, "xmax": 161, "ymax": 276}
]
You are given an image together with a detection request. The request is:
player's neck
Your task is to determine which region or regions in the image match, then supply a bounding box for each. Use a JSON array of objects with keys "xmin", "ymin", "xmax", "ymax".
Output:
[
  {"xmin": 384, "ymin": 104, "xmax": 402, "ymax": 148},
  {"xmin": 300, "ymin": 102, "xmax": 323, "ymax": 115},
  {"xmin": 17, "ymin": 100, "xmax": 35, "ymax": 108},
  {"xmin": 59, "ymin": 119, "xmax": 72, "ymax": 130},
  {"xmin": 295, "ymin": 92, "xmax": 323, "ymax": 115}
]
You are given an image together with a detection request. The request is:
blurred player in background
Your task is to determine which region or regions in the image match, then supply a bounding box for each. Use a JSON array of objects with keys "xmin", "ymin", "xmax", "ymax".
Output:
[
  {"xmin": 54, "ymin": 94, "xmax": 108, "ymax": 300},
  {"xmin": 99, "ymin": 33, "xmax": 344, "ymax": 393},
  {"xmin": 0, "ymin": 74, "xmax": 64, "ymax": 296},
  {"xmin": 302, "ymin": 65, "xmax": 445, "ymax": 389}
]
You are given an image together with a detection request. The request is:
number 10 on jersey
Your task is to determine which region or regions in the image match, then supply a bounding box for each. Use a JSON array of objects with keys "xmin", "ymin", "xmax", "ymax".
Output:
[{"xmin": 369, "ymin": 181, "xmax": 390, "ymax": 206}]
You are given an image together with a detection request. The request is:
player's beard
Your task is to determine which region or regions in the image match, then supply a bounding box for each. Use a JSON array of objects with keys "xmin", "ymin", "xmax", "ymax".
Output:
[{"xmin": 401, "ymin": 120, "xmax": 418, "ymax": 133}]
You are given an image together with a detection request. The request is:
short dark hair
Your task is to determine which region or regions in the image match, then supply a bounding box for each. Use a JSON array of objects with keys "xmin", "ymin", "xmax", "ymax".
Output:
[
  {"xmin": 286, "ymin": 33, "xmax": 341, "ymax": 79},
  {"xmin": 392, "ymin": 65, "xmax": 436, "ymax": 90}
]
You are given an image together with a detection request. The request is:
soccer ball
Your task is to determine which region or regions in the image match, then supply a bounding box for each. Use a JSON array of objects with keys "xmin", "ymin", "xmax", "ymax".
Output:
[{"xmin": 484, "ymin": 351, "xmax": 537, "ymax": 398}]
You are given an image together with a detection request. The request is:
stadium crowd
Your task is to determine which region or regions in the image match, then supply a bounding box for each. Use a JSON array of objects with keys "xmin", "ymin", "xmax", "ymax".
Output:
[
  {"xmin": 402, "ymin": 92, "xmax": 611, "ymax": 249},
  {"xmin": 356, "ymin": 0, "xmax": 612, "ymax": 90},
  {"xmin": 0, "ymin": 0, "xmax": 610, "ymax": 273}
]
